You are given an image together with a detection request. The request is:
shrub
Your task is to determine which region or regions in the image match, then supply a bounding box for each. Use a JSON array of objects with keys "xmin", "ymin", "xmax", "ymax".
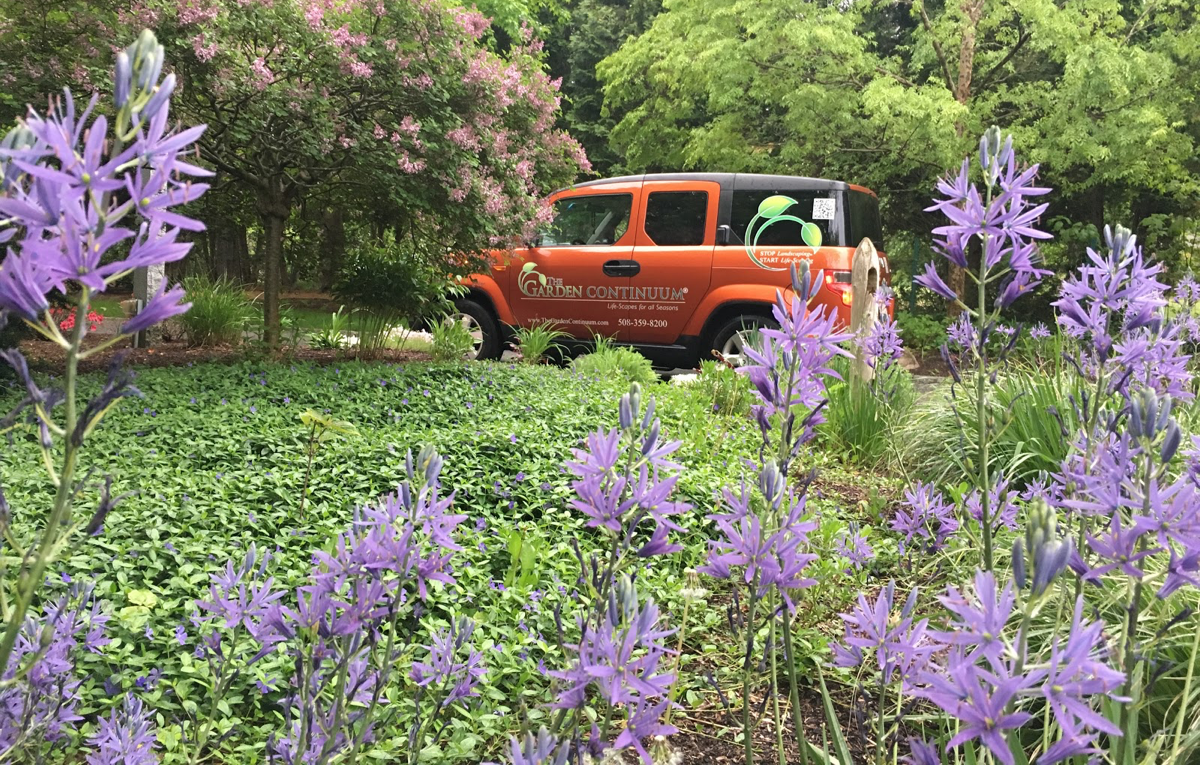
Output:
[
  {"xmin": 308, "ymin": 306, "xmax": 351, "ymax": 349},
  {"xmin": 333, "ymin": 232, "xmax": 453, "ymax": 330},
  {"xmin": 178, "ymin": 274, "xmax": 254, "ymax": 346},
  {"xmin": 572, "ymin": 337, "xmax": 657, "ymax": 384},
  {"xmin": 894, "ymin": 311, "xmax": 946, "ymax": 354}
]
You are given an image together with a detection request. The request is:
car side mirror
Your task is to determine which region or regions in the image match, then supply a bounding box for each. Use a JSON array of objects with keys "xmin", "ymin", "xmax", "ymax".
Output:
[{"xmin": 716, "ymin": 225, "xmax": 732, "ymax": 246}]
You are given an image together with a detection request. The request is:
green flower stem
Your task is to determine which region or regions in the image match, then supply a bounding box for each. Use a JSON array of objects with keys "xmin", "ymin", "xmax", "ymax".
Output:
[
  {"xmin": 975, "ymin": 240, "xmax": 993, "ymax": 572},
  {"xmin": 768, "ymin": 598, "xmax": 786, "ymax": 765},
  {"xmin": 743, "ymin": 580, "xmax": 762, "ymax": 765},
  {"xmin": 1169, "ymin": 615, "xmax": 1200, "ymax": 763},
  {"xmin": 875, "ymin": 671, "xmax": 887, "ymax": 765},
  {"xmin": 1115, "ymin": 448, "xmax": 1154, "ymax": 763},
  {"xmin": 0, "ymin": 290, "xmax": 89, "ymax": 678},
  {"xmin": 780, "ymin": 604, "xmax": 811, "ymax": 765}
]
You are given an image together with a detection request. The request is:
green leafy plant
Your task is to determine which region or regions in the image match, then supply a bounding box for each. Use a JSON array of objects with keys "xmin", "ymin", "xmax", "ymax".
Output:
[
  {"xmin": 177, "ymin": 274, "xmax": 254, "ymax": 346},
  {"xmin": 297, "ymin": 409, "xmax": 358, "ymax": 518},
  {"xmin": 430, "ymin": 313, "xmax": 478, "ymax": 362},
  {"xmin": 308, "ymin": 306, "xmax": 351, "ymax": 349},
  {"xmin": 511, "ymin": 322, "xmax": 569, "ymax": 364},
  {"xmin": 893, "ymin": 311, "xmax": 946, "ymax": 355},
  {"xmin": 692, "ymin": 359, "xmax": 754, "ymax": 416},
  {"xmin": 571, "ymin": 340, "xmax": 657, "ymax": 384}
]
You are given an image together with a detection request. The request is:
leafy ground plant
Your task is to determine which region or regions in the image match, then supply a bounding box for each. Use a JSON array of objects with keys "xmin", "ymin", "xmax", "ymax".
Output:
[
  {"xmin": 511, "ymin": 321, "xmax": 569, "ymax": 364},
  {"xmin": 571, "ymin": 334, "xmax": 657, "ymax": 385}
]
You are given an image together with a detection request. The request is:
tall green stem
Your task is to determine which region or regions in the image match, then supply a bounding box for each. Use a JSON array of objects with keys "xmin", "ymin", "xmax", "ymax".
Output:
[
  {"xmin": 976, "ymin": 262, "xmax": 993, "ymax": 572},
  {"xmin": 780, "ymin": 605, "xmax": 811, "ymax": 765},
  {"xmin": 743, "ymin": 583, "xmax": 762, "ymax": 765},
  {"xmin": 1170, "ymin": 615, "xmax": 1200, "ymax": 763},
  {"xmin": 0, "ymin": 291, "xmax": 88, "ymax": 677}
]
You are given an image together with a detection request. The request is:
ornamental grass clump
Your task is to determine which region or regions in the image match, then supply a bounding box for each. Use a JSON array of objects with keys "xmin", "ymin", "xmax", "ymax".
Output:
[{"xmin": 0, "ymin": 29, "xmax": 205, "ymax": 761}]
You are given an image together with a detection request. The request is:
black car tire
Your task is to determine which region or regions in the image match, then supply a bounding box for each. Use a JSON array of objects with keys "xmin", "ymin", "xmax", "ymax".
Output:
[
  {"xmin": 709, "ymin": 314, "xmax": 778, "ymax": 366},
  {"xmin": 453, "ymin": 299, "xmax": 502, "ymax": 361}
]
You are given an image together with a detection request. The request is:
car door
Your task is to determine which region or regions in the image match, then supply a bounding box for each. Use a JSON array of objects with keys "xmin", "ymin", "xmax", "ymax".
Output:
[
  {"xmin": 627, "ymin": 180, "xmax": 720, "ymax": 344},
  {"xmin": 508, "ymin": 185, "xmax": 639, "ymax": 341}
]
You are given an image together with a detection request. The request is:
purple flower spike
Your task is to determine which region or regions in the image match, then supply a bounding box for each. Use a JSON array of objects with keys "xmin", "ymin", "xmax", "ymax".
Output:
[{"xmin": 84, "ymin": 694, "xmax": 158, "ymax": 765}]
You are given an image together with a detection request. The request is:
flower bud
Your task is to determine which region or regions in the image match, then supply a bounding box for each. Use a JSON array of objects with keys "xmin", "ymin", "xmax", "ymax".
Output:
[
  {"xmin": 1162, "ymin": 420, "xmax": 1182, "ymax": 464},
  {"xmin": 1012, "ymin": 539, "xmax": 1027, "ymax": 590},
  {"xmin": 758, "ymin": 461, "xmax": 784, "ymax": 507},
  {"xmin": 115, "ymin": 52, "xmax": 132, "ymax": 109},
  {"xmin": 139, "ymin": 72, "xmax": 175, "ymax": 121},
  {"xmin": 1105, "ymin": 224, "xmax": 1136, "ymax": 258},
  {"xmin": 618, "ymin": 395, "xmax": 633, "ymax": 431},
  {"xmin": 641, "ymin": 396, "xmax": 656, "ymax": 431}
]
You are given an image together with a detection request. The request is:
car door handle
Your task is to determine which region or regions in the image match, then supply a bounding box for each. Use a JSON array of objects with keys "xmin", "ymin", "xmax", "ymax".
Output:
[{"xmin": 603, "ymin": 259, "xmax": 641, "ymax": 277}]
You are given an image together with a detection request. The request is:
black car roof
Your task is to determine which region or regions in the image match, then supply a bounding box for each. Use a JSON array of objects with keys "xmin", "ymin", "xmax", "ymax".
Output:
[{"xmin": 566, "ymin": 172, "xmax": 855, "ymax": 193}]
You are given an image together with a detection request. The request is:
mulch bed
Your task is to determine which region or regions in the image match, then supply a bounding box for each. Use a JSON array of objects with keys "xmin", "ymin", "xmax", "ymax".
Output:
[{"xmin": 18, "ymin": 337, "xmax": 431, "ymax": 374}]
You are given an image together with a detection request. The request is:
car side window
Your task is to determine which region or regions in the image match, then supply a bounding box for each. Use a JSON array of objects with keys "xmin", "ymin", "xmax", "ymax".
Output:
[
  {"xmin": 540, "ymin": 193, "xmax": 633, "ymax": 247},
  {"xmin": 643, "ymin": 191, "xmax": 708, "ymax": 246}
]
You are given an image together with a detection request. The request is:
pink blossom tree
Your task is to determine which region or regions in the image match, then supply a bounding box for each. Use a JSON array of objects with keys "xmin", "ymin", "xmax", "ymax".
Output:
[{"xmin": 129, "ymin": 0, "xmax": 587, "ymax": 345}]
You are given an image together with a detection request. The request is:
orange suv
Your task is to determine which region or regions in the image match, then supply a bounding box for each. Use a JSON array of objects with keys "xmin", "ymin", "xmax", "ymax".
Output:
[{"xmin": 455, "ymin": 173, "xmax": 887, "ymax": 367}]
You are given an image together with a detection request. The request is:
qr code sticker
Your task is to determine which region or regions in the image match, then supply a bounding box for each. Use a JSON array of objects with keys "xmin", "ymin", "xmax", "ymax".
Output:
[{"xmin": 812, "ymin": 198, "xmax": 836, "ymax": 220}]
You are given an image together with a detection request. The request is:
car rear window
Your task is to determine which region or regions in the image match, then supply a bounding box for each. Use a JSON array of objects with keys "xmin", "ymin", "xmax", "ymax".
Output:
[
  {"xmin": 644, "ymin": 191, "xmax": 708, "ymax": 246},
  {"xmin": 541, "ymin": 193, "xmax": 633, "ymax": 246},
  {"xmin": 846, "ymin": 189, "xmax": 883, "ymax": 246},
  {"xmin": 728, "ymin": 190, "xmax": 838, "ymax": 247}
]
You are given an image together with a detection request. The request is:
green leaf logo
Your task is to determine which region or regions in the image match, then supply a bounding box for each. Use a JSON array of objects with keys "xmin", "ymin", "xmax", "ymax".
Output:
[
  {"xmin": 757, "ymin": 195, "xmax": 795, "ymax": 220},
  {"xmin": 521, "ymin": 261, "xmax": 537, "ymax": 273},
  {"xmin": 801, "ymin": 222, "xmax": 822, "ymax": 249}
]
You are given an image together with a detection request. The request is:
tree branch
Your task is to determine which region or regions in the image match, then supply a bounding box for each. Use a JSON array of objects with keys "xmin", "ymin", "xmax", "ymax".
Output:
[
  {"xmin": 916, "ymin": 0, "xmax": 956, "ymax": 93},
  {"xmin": 975, "ymin": 24, "xmax": 1031, "ymax": 93}
]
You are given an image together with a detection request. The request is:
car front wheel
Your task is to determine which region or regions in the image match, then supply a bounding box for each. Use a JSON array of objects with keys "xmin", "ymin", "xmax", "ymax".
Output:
[
  {"xmin": 709, "ymin": 314, "xmax": 777, "ymax": 367},
  {"xmin": 450, "ymin": 299, "xmax": 501, "ymax": 361}
]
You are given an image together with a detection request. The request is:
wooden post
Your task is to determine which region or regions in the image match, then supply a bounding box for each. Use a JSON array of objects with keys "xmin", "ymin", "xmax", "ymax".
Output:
[{"xmin": 849, "ymin": 237, "xmax": 882, "ymax": 384}]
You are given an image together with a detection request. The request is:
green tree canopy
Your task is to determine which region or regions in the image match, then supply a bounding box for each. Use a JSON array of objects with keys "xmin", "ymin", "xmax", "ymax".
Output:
[{"xmin": 598, "ymin": 0, "xmax": 1200, "ymax": 285}]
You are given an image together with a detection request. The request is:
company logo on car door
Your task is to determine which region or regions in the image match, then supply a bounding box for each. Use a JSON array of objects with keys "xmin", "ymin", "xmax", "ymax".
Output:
[{"xmin": 518, "ymin": 262, "xmax": 687, "ymax": 302}]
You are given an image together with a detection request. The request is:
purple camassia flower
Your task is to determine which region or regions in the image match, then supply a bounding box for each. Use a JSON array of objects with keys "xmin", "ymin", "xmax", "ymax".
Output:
[
  {"xmin": 565, "ymin": 388, "xmax": 690, "ymax": 558},
  {"xmin": 832, "ymin": 581, "xmax": 935, "ymax": 689},
  {"xmin": 1, "ymin": 588, "xmax": 110, "ymax": 751},
  {"xmin": 921, "ymin": 663, "xmax": 1032, "ymax": 765},
  {"xmin": 946, "ymin": 313, "xmax": 976, "ymax": 351},
  {"xmin": 505, "ymin": 727, "xmax": 568, "ymax": 765},
  {"xmin": 932, "ymin": 571, "xmax": 1014, "ymax": 666},
  {"xmin": 964, "ymin": 473, "xmax": 1019, "ymax": 532},
  {"xmin": 892, "ymin": 482, "xmax": 959, "ymax": 553},
  {"xmin": 835, "ymin": 524, "xmax": 875, "ymax": 570},
  {"xmin": 549, "ymin": 579, "xmax": 675, "ymax": 764},
  {"xmin": 0, "ymin": 77, "xmax": 205, "ymax": 326},
  {"xmin": 700, "ymin": 485, "xmax": 819, "ymax": 607},
  {"xmin": 858, "ymin": 314, "xmax": 903, "ymax": 370},
  {"xmin": 1053, "ymin": 225, "xmax": 1168, "ymax": 365},
  {"xmin": 917, "ymin": 131, "xmax": 1052, "ymax": 307},
  {"xmin": 1032, "ymin": 598, "xmax": 1126, "ymax": 742},
  {"xmin": 410, "ymin": 618, "xmax": 486, "ymax": 707},
  {"xmin": 1111, "ymin": 318, "xmax": 1193, "ymax": 401},
  {"xmin": 551, "ymin": 582, "xmax": 674, "ymax": 710},
  {"xmin": 741, "ymin": 263, "xmax": 851, "ymax": 437},
  {"xmin": 902, "ymin": 738, "xmax": 943, "ymax": 765},
  {"xmin": 85, "ymin": 694, "xmax": 158, "ymax": 765},
  {"xmin": 1029, "ymin": 323, "xmax": 1051, "ymax": 340},
  {"xmin": 1176, "ymin": 274, "xmax": 1200, "ymax": 303}
]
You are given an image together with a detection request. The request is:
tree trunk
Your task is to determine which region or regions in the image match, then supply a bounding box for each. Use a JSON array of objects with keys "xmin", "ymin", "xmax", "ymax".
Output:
[
  {"xmin": 208, "ymin": 217, "xmax": 250, "ymax": 284},
  {"xmin": 320, "ymin": 207, "xmax": 346, "ymax": 293},
  {"xmin": 257, "ymin": 181, "xmax": 291, "ymax": 349}
]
